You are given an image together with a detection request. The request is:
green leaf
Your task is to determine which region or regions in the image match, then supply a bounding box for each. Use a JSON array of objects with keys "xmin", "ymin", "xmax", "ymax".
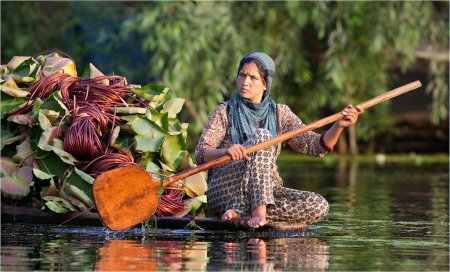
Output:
[
  {"xmin": 38, "ymin": 112, "xmax": 52, "ymax": 130},
  {"xmin": 34, "ymin": 150, "xmax": 71, "ymax": 178},
  {"xmin": 135, "ymin": 135, "xmax": 165, "ymax": 152},
  {"xmin": 162, "ymin": 98, "xmax": 185, "ymax": 118},
  {"xmin": 37, "ymin": 127, "xmax": 62, "ymax": 148},
  {"xmin": 0, "ymin": 85, "xmax": 29, "ymax": 97},
  {"xmin": 129, "ymin": 115, "xmax": 166, "ymax": 136},
  {"xmin": 129, "ymin": 116, "xmax": 167, "ymax": 152},
  {"xmin": 64, "ymin": 168, "xmax": 94, "ymax": 200},
  {"xmin": 0, "ymin": 92, "xmax": 27, "ymax": 119},
  {"xmin": 39, "ymin": 91, "xmax": 68, "ymax": 116},
  {"xmin": 60, "ymin": 185, "xmax": 89, "ymax": 211},
  {"xmin": 145, "ymin": 160, "xmax": 162, "ymax": 173},
  {"xmin": 131, "ymin": 83, "xmax": 169, "ymax": 102},
  {"xmin": 62, "ymin": 183, "xmax": 93, "ymax": 208},
  {"xmin": 1, "ymin": 122, "xmax": 24, "ymax": 150},
  {"xmin": 33, "ymin": 168, "xmax": 55, "ymax": 180},
  {"xmin": 74, "ymin": 167, "xmax": 94, "ymax": 185},
  {"xmin": 28, "ymin": 124, "xmax": 48, "ymax": 158},
  {"xmin": 112, "ymin": 127, "xmax": 134, "ymax": 150},
  {"xmin": 145, "ymin": 108, "xmax": 169, "ymax": 132},
  {"xmin": 6, "ymin": 56, "xmax": 39, "ymax": 79},
  {"xmin": 43, "ymin": 196, "xmax": 78, "ymax": 213},
  {"xmin": 38, "ymin": 136, "xmax": 77, "ymax": 165},
  {"xmin": 172, "ymin": 195, "xmax": 207, "ymax": 218},
  {"xmin": 161, "ymin": 135, "xmax": 187, "ymax": 171}
]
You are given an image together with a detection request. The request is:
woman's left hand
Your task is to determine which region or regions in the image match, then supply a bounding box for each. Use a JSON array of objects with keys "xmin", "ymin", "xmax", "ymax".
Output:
[{"xmin": 337, "ymin": 104, "xmax": 364, "ymax": 127}]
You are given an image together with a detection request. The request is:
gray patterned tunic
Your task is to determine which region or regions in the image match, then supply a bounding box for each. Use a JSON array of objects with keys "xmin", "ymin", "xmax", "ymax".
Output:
[{"xmin": 195, "ymin": 103, "xmax": 329, "ymax": 224}]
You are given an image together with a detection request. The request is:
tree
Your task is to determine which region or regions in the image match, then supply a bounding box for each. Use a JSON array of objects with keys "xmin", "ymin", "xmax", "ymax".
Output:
[
  {"xmin": 2, "ymin": 1, "xmax": 448, "ymax": 154},
  {"xmin": 122, "ymin": 1, "xmax": 448, "ymax": 154}
]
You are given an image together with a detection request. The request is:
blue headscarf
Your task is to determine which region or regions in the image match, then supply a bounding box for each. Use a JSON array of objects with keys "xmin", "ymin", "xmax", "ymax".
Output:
[{"xmin": 226, "ymin": 52, "xmax": 278, "ymax": 144}]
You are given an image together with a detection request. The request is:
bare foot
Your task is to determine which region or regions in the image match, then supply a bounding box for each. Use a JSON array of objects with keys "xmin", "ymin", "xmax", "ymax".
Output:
[
  {"xmin": 247, "ymin": 205, "xmax": 267, "ymax": 228},
  {"xmin": 221, "ymin": 209, "xmax": 241, "ymax": 221}
]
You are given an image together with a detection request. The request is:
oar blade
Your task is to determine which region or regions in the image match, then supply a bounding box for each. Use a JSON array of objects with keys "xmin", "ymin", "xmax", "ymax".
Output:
[{"xmin": 93, "ymin": 166, "xmax": 161, "ymax": 231}]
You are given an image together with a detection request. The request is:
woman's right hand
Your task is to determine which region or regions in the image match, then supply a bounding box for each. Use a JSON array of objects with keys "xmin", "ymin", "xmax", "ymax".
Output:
[{"xmin": 227, "ymin": 144, "xmax": 251, "ymax": 161}]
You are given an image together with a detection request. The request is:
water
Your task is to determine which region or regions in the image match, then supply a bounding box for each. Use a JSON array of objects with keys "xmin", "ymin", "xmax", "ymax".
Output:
[{"xmin": 2, "ymin": 159, "xmax": 449, "ymax": 271}]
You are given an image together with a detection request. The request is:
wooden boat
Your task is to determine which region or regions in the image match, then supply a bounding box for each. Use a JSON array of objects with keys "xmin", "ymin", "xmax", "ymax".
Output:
[{"xmin": 1, "ymin": 205, "xmax": 308, "ymax": 232}]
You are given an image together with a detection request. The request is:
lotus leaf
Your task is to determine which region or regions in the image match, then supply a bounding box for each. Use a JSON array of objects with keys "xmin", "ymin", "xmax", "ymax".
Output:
[
  {"xmin": 89, "ymin": 63, "xmax": 108, "ymax": 85},
  {"xmin": 172, "ymin": 195, "xmax": 207, "ymax": 218},
  {"xmin": 61, "ymin": 183, "xmax": 93, "ymax": 208},
  {"xmin": 38, "ymin": 112, "xmax": 52, "ymax": 129},
  {"xmin": 6, "ymin": 56, "xmax": 35, "ymax": 73},
  {"xmin": 39, "ymin": 91, "xmax": 68, "ymax": 115},
  {"xmin": 145, "ymin": 108, "xmax": 169, "ymax": 132},
  {"xmin": 0, "ymin": 85, "xmax": 29, "ymax": 97},
  {"xmin": 132, "ymin": 83, "xmax": 169, "ymax": 102},
  {"xmin": 38, "ymin": 126, "xmax": 63, "ymax": 147},
  {"xmin": 34, "ymin": 150, "xmax": 72, "ymax": 178},
  {"xmin": 12, "ymin": 137, "xmax": 33, "ymax": 166},
  {"xmin": 0, "ymin": 93, "xmax": 27, "ymax": 119},
  {"xmin": 60, "ymin": 188, "xmax": 89, "ymax": 211},
  {"xmin": 64, "ymin": 168, "xmax": 94, "ymax": 201},
  {"xmin": 42, "ymin": 57, "xmax": 77, "ymax": 77},
  {"xmin": 33, "ymin": 168, "xmax": 55, "ymax": 180},
  {"xmin": 43, "ymin": 196, "xmax": 78, "ymax": 213},
  {"xmin": 1, "ymin": 75, "xmax": 19, "ymax": 88},
  {"xmin": 1, "ymin": 166, "xmax": 33, "ymax": 199},
  {"xmin": 182, "ymin": 172, "xmax": 207, "ymax": 198},
  {"xmin": 7, "ymin": 114, "xmax": 32, "ymax": 125},
  {"xmin": 162, "ymin": 98, "xmax": 185, "ymax": 118},
  {"xmin": 74, "ymin": 167, "xmax": 94, "ymax": 185},
  {"xmin": 0, "ymin": 157, "xmax": 17, "ymax": 177},
  {"xmin": 161, "ymin": 134, "xmax": 187, "ymax": 170}
]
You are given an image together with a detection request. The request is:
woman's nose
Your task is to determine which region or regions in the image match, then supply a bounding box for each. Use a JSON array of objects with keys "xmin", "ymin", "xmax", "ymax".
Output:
[{"xmin": 243, "ymin": 75, "xmax": 251, "ymax": 85}]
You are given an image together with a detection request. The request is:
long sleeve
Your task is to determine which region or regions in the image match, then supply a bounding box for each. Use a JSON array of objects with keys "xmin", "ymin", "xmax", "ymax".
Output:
[
  {"xmin": 195, "ymin": 104, "xmax": 229, "ymax": 165},
  {"xmin": 278, "ymin": 104, "xmax": 328, "ymax": 157}
]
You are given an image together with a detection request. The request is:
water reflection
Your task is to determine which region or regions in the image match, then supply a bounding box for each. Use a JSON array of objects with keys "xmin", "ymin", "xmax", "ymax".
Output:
[
  {"xmin": 208, "ymin": 237, "xmax": 329, "ymax": 271},
  {"xmin": 94, "ymin": 237, "xmax": 329, "ymax": 271},
  {"xmin": 95, "ymin": 240, "xmax": 157, "ymax": 271}
]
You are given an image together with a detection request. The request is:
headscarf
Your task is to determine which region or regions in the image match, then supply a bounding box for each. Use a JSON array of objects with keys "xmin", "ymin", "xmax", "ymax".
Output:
[{"xmin": 226, "ymin": 52, "xmax": 278, "ymax": 144}]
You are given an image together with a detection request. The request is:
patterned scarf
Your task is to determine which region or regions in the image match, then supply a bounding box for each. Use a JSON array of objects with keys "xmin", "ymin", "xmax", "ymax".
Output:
[{"xmin": 226, "ymin": 52, "xmax": 278, "ymax": 144}]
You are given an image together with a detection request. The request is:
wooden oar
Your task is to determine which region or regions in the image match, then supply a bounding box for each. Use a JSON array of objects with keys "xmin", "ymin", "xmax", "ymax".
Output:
[{"xmin": 93, "ymin": 80, "xmax": 422, "ymax": 231}]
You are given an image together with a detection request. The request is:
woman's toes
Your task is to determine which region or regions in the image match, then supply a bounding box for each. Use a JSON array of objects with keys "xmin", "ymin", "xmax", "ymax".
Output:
[{"xmin": 221, "ymin": 210, "xmax": 240, "ymax": 221}]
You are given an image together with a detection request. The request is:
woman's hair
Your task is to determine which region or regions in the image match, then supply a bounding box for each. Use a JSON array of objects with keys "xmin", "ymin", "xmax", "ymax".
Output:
[{"xmin": 239, "ymin": 58, "xmax": 268, "ymax": 85}]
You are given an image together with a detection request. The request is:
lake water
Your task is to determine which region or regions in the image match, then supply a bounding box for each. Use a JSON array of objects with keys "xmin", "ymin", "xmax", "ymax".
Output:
[{"xmin": 2, "ymin": 158, "xmax": 449, "ymax": 271}]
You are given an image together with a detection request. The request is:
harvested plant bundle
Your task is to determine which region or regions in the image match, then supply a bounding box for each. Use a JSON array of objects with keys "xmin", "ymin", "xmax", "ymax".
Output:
[{"xmin": 1, "ymin": 52, "xmax": 208, "ymax": 218}]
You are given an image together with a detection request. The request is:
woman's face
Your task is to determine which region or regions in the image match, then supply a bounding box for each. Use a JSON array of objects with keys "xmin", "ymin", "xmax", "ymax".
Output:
[{"xmin": 237, "ymin": 62, "xmax": 266, "ymax": 103}]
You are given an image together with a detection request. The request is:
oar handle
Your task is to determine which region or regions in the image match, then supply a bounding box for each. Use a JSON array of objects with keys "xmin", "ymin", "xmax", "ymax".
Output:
[{"xmin": 164, "ymin": 80, "xmax": 422, "ymax": 186}]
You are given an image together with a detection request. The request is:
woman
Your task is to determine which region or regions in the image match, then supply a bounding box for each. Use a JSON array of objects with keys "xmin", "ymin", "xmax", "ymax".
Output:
[{"xmin": 195, "ymin": 52, "xmax": 363, "ymax": 228}]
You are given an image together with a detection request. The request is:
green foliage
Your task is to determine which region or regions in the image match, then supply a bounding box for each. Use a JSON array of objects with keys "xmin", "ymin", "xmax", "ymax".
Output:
[
  {"xmin": 120, "ymin": 1, "xmax": 448, "ymax": 151},
  {"xmin": 1, "ymin": 1, "xmax": 448, "ymax": 153}
]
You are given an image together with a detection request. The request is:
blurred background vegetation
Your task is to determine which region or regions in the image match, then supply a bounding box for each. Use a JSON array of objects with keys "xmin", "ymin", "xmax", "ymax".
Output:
[{"xmin": 2, "ymin": 1, "xmax": 448, "ymax": 155}]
